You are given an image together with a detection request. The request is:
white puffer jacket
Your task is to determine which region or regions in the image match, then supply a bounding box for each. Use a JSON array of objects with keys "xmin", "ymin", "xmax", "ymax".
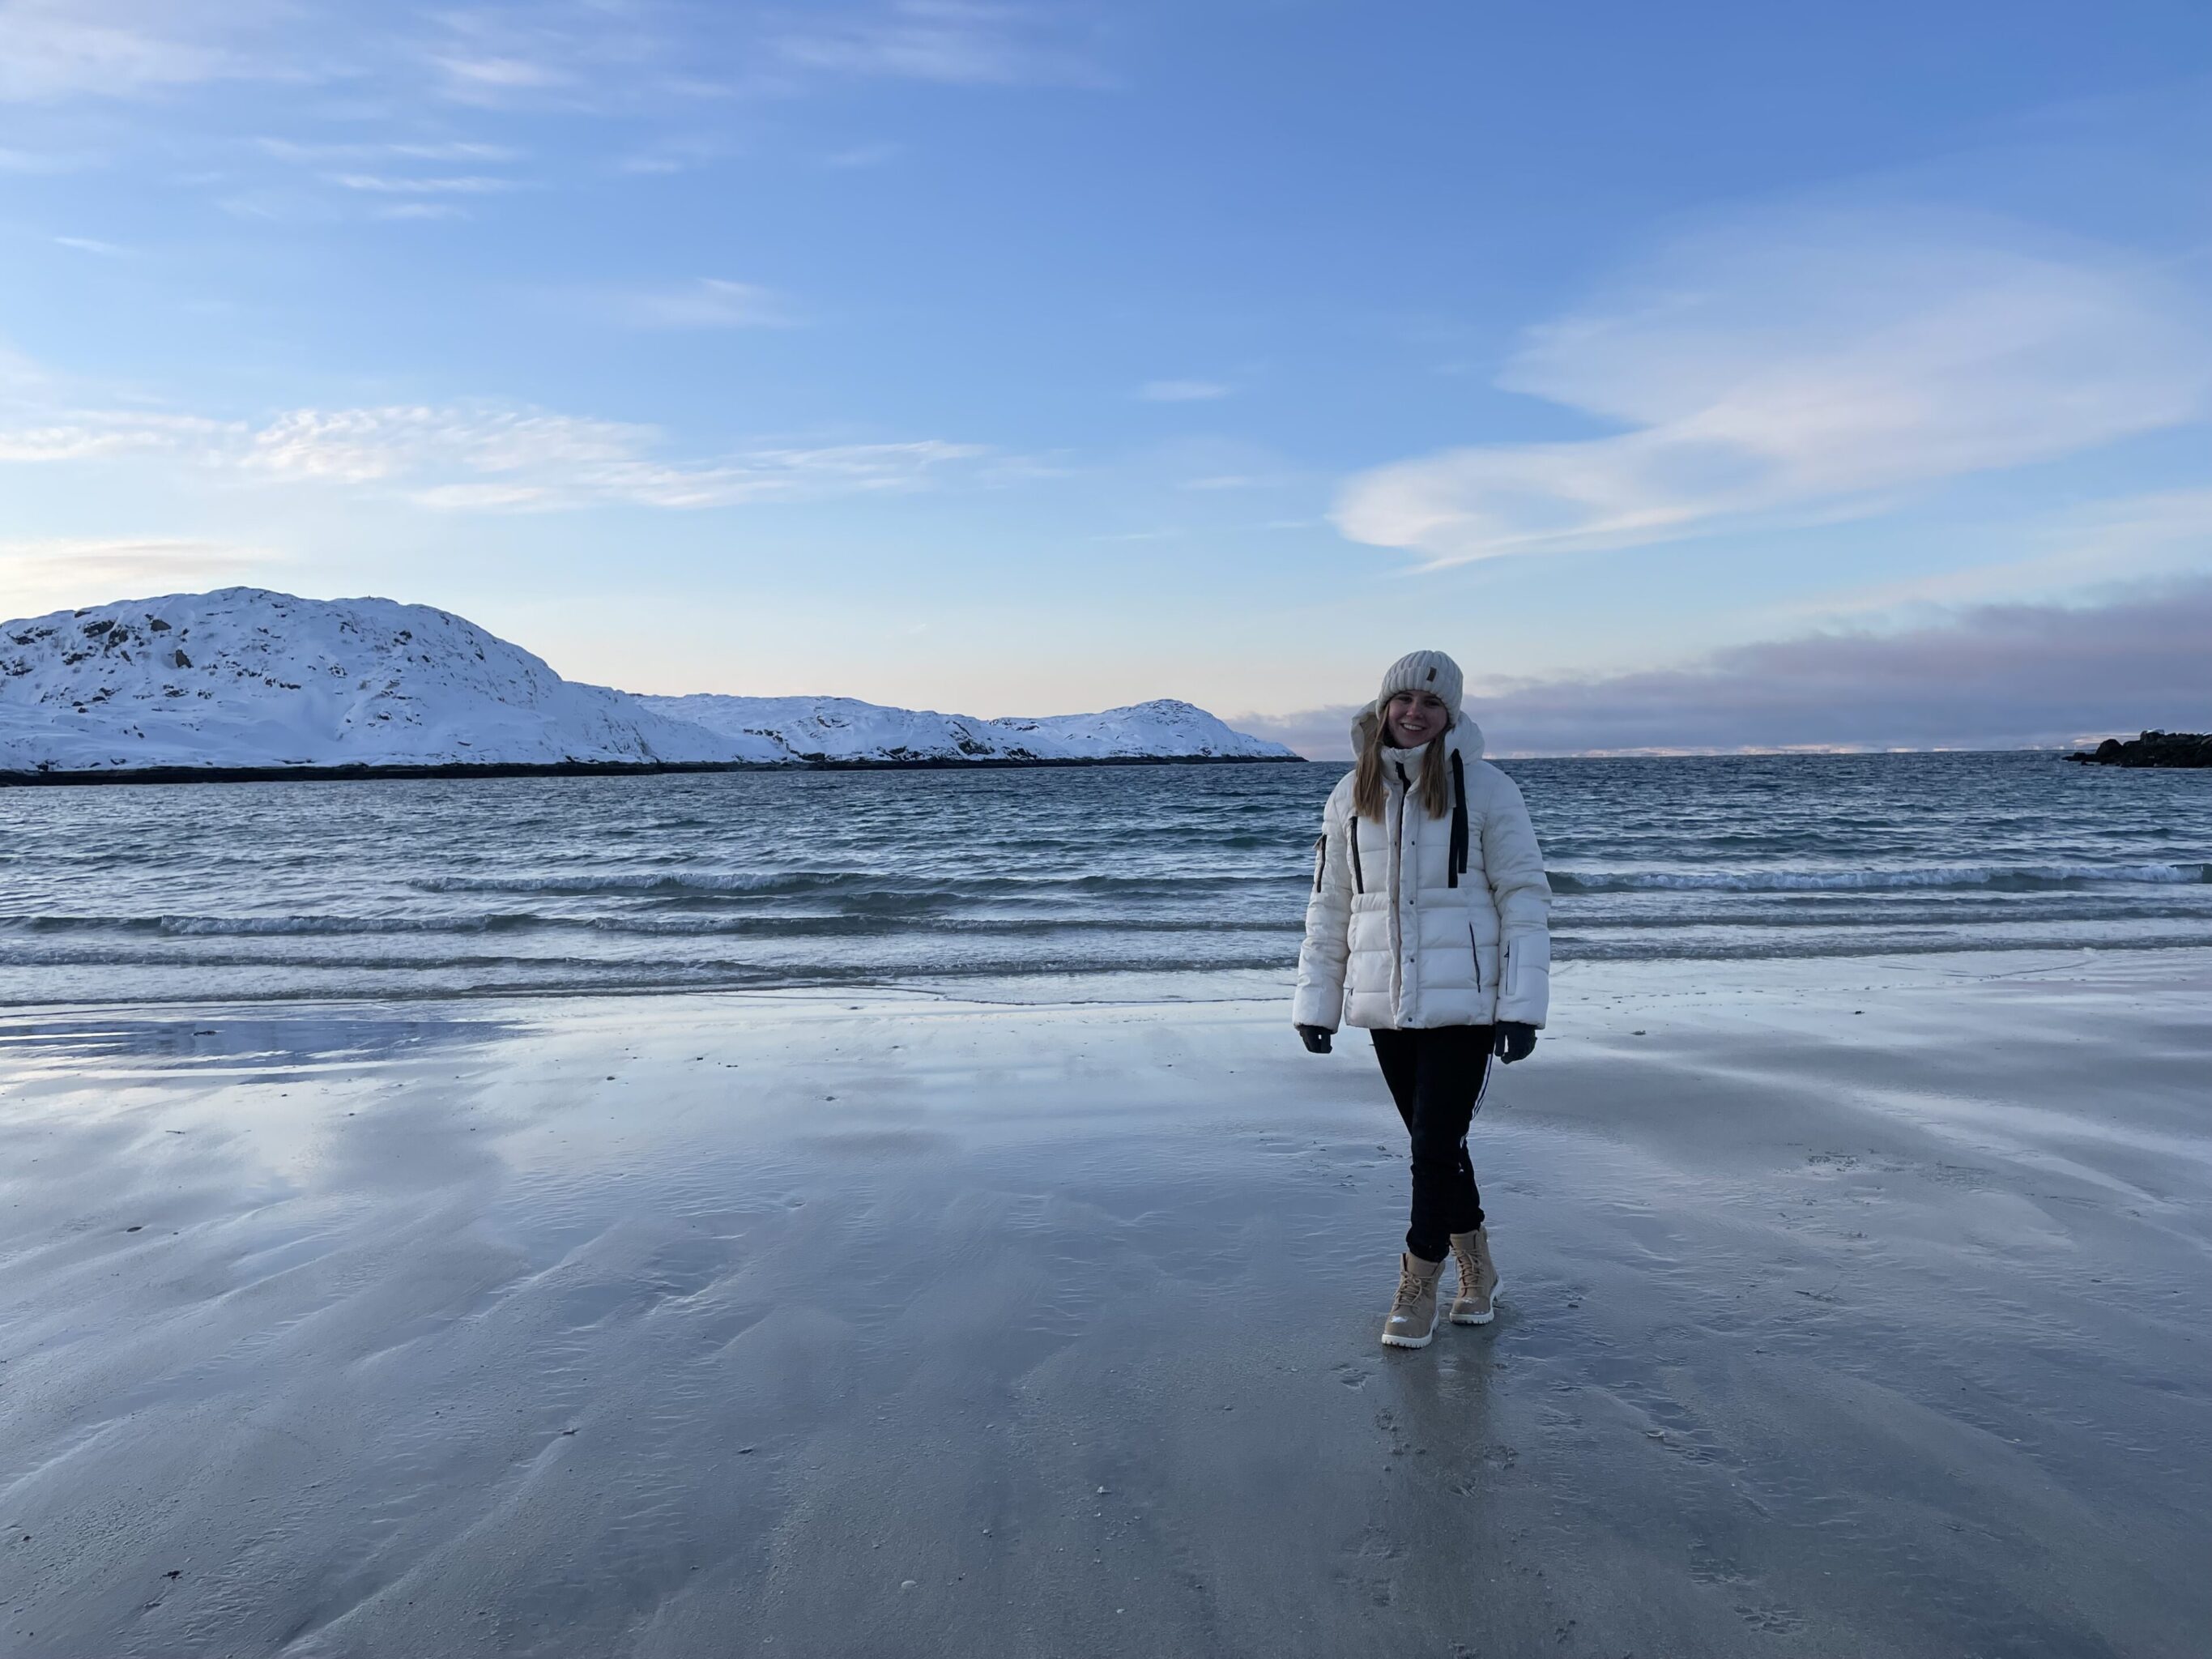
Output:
[{"xmin": 1294, "ymin": 713, "xmax": 1551, "ymax": 1032}]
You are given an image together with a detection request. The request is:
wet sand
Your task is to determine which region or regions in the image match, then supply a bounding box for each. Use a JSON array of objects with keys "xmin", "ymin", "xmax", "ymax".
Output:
[{"xmin": 2, "ymin": 953, "xmax": 2207, "ymax": 1657}]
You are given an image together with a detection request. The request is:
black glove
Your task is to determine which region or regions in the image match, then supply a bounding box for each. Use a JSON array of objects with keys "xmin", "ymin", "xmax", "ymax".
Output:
[
  {"xmin": 1493, "ymin": 1021, "xmax": 1536, "ymax": 1064},
  {"xmin": 1296, "ymin": 1024, "xmax": 1333, "ymax": 1055}
]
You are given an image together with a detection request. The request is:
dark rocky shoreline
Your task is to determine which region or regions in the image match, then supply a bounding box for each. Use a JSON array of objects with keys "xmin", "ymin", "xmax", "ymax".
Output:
[
  {"xmin": 0, "ymin": 753, "xmax": 1308, "ymax": 788},
  {"xmin": 2066, "ymin": 731, "xmax": 2212, "ymax": 769}
]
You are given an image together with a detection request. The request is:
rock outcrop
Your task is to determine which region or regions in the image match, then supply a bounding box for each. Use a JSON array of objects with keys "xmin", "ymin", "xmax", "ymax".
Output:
[{"xmin": 2066, "ymin": 731, "xmax": 2212, "ymax": 768}]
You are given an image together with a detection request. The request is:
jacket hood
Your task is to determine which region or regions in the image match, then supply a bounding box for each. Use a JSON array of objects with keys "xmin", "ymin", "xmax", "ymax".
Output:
[{"xmin": 1352, "ymin": 705, "xmax": 1487, "ymax": 764}]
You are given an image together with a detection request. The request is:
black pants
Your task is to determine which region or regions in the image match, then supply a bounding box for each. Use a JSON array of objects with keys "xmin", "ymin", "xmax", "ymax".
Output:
[{"xmin": 1371, "ymin": 1025, "xmax": 1492, "ymax": 1262}]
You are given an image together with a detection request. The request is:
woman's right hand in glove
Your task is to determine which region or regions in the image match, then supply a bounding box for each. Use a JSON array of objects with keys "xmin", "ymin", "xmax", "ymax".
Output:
[{"xmin": 1296, "ymin": 1024, "xmax": 1333, "ymax": 1055}]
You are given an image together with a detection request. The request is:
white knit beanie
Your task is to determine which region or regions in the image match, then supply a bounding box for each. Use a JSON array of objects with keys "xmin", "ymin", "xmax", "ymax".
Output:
[{"xmin": 1376, "ymin": 650, "xmax": 1464, "ymax": 726}]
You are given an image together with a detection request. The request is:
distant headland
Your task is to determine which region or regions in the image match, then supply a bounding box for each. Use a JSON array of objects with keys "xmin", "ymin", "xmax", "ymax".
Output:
[{"xmin": 1, "ymin": 588, "xmax": 1301, "ymax": 785}]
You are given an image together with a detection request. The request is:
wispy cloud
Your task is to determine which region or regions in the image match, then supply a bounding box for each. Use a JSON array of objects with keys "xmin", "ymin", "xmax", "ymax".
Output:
[
  {"xmin": 411, "ymin": 6, "xmax": 683, "ymax": 111},
  {"xmin": 1139, "ymin": 379, "xmax": 1231, "ymax": 403},
  {"xmin": 431, "ymin": 53, "xmax": 574, "ymax": 94},
  {"xmin": 1090, "ymin": 527, "xmax": 1184, "ymax": 543},
  {"xmin": 0, "ymin": 395, "xmax": 990, "ymax": 512},
  {"xmin": 0, "ymin": 410, "xmax": 236, "ymax": 463},
  {"xmin": 1774, "ymin": 488, "xmax": 2212, "ymax": 621},
  {"xmin": 326, "ymin": 172, "xmax": 517, "ymax": 195},
  {"xmin": 822, "ymin": 141, "xmax": 902, "ymax": 169},
  {"xmin": 0, "ymin": 0, "xmax": 255, "ymax": 104},
  {"xmin": 0, "ymin": 144, "xmax": 95, "ymax": 173},
  {"xmin": 774, "ymin": 2, "xmax": 1110, "ymax": 88},
  {"xmin": 214, "ymin": 189, "xmax": 339, "ymax": 224},
  {"xmin": 1246, "ymin": 575, "xmax": 2212, "ymax": 757},
  {"xmin": 241, "ymin": 135, "xmax": 529, "ymax": 222},
  {"xmin": 1334, "ymin": 208, "xmax": 2212, "ymax": 566},
  {"xmin": 258, "ymin": 137, "xmax": 525, "ymax": 164},
  {"xmin": 611, "ymin": 134, "xmax": 740, "ymax": 177},
  {"xmin": 0, "ymin": 534, "xmax": 280, "ymax": 618},
  {"xmin": 586, "ymin": 279, "xmax": 793, "ymax": 330},
  {"xmin": 0, "ymin": 0, "xmax": 1113, "ymax": 220},
  {"xmin": 53, "ymin": 235, "xmax": 130, "ymax": 256}
]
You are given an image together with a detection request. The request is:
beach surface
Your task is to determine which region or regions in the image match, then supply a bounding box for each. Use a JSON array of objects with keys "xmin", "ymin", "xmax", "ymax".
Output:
[{"xmin": 2, "ymin": 953, "xmax": 2207, "ymax": 1657}]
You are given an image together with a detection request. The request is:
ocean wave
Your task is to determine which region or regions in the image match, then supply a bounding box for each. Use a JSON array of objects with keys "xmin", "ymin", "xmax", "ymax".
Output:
[
  {"xmin": 407, "ymin": 869, "xmax": 1299, "ymax": 901},
  {"xmin": 411, "ymin": 872, "xmax": 793, "ymax": 896},
  {"xmin": 0, "ymin": 952, "xmax": 1311, "ymax": 1007},
  {"xmin": 3, "ymin": 913, "xmax": 544, "ymax": 937},
  {"xmin": 7, "ymin": 754, "xmax": 2211, "ymax": 1004},
  {"xmin": 0, "ymin": 944, "xmax": 1303, "ymax": 980},
  {"xmin": 1546, "ymin": 929, "xmax": 2212, "ymax": 962},
  {"xmin": 1549, "ymin": 862, "xmax": 2212, "ymax": 894},
  {"xmin": 0, "ymin": 910, "xmax": 1306, "ymax": 942}
]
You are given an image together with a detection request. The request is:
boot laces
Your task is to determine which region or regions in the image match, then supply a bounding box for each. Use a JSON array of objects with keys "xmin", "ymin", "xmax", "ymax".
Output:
[{"xmin": 1392, "ymin": 1264, "xmax": 1426, "ymax": 1310}]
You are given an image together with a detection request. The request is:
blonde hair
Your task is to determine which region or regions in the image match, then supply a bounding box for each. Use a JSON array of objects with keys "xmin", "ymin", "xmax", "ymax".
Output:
[{"xmin": 1353, "ymin": 714, "xmax": 1451, "ymax": 823}]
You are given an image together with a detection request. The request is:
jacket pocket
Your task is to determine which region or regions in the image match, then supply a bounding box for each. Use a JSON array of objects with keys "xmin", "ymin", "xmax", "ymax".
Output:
[{"xmin": 1476, "ymin": 943, "xmax": 1500, "ymax": 1000}]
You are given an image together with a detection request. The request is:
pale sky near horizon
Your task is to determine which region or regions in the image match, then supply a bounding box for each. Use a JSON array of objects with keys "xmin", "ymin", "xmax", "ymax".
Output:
[{"xmin": 2, "ymin": 2, "xmax": 2208, "ymax": 753}]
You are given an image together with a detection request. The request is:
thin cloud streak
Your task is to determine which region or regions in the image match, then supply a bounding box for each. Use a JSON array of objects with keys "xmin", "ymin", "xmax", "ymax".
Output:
[
  {"xmin": 1140, "ymin": 379, "xmax": 1231, "ymax": 403},
  {"xmin": 1768, "ymin": 489, "xmax": 2212, "ymax": 621},
  {"xmin": 774, "ymin": 2, "xmax": 1111, "ymax": 88},
  {"xmin": 586, "ymin": 279, "xmax": 793, "ymax": 330},
  {"xmin": 258, "ymin": 138, "xmax": 525, "ymax": 164},
  {"xmin": 0, "ymin": 394, "xmax": 991, "ymax": 512},
  {"xmin": 0, "ymin": 145, "xmax": 96, "ymax": 172},
  {"xmin": 326, "ymin": 173, "xmax": 517, "ymax": 194},
  {"xmin": 0, "ymin": 535, "xmax": 282, "ymax": 617},
  {"xmin": 1, "ymin": 2, "xmax": 1112, "ymax": 132},
  {"xmin": 0, "ymin": 0, "xmax": 252, "ymax": 103},
  {"xmin": 1245, "ymin": 577, "xmax": 2212, "ymax": 757},
  {"xmin": 1334, "ymin": 208, "xmax": 2212, "ymax": 566}
]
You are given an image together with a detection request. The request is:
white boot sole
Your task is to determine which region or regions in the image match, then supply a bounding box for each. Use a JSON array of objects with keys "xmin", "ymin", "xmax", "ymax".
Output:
[
  {"xmin": 1380, "ymin": 1322, "xmax": 1435, "ymax": 1349},
  {"xmin": 1449, "ymin": 1279, "xmax": 1503, "ymax": 1325}
]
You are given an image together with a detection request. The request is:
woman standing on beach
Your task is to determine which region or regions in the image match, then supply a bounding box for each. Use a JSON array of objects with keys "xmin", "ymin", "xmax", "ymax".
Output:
[{"xmin": 1294, "ymin": 650, "xmax": 1551, "ymax": 1350}]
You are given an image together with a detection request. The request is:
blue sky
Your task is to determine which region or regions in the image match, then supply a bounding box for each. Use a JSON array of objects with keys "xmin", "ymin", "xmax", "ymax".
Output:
[{"xmin": 2, "ymin": 2, "xmax": 2208, "ymax": 750}]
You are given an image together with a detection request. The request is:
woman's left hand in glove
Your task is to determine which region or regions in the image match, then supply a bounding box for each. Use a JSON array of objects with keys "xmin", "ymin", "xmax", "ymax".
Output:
[{"xmin": 1493, "ymin": 1022, "xmax": 1537, "ymax": 1064}]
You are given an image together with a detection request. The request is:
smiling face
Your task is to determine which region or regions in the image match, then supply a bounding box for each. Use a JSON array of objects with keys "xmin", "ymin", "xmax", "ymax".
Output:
[{"xmin": 1383, "ymin": 689, "xmax": 1449, "ymax": 748}]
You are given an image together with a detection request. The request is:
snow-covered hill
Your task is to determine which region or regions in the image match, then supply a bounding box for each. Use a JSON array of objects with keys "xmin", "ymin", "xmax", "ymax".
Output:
[
  {"xmin": 637, "ymin": 693, "xmax": 1296, "ymax": 763},
  {"xmin": 0, "ymin": 590, "xmax": 1297, "ymax": 775},
  {"xmin": 0, "ymin": 589, "xmax": 767, "ymax": 774}
]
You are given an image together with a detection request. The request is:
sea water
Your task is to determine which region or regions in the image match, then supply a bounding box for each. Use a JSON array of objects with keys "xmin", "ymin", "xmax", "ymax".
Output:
[{"xmin": 1, "ymin": 751, "xmax": 2207, "ymax": 1006}]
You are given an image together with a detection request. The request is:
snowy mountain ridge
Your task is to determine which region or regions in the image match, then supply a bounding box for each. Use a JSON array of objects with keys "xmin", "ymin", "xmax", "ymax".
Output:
[
  {"xmin": 638, "ymin": 693, "xmax": 1287, "ymax": 764},
  {"xmin": 0, "ymin": 589, "xmax": 1296, "ymax": 775}
]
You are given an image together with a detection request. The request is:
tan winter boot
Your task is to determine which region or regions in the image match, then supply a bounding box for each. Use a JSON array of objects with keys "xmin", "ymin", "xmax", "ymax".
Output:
[
  {"xmin": 1448, "ymin": 1227, "xmax": 1501, "ymax": 1325},
  {"xmin": 1380, "ymin": 1252, "xmax": 1444, "ymax": 1349}
]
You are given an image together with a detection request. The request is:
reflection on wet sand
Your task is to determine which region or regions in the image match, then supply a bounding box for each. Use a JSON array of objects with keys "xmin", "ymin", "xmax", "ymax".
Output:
[{"xmin": 2, "ymin": 956, "xmax": 2207, "ymax": 1656}]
